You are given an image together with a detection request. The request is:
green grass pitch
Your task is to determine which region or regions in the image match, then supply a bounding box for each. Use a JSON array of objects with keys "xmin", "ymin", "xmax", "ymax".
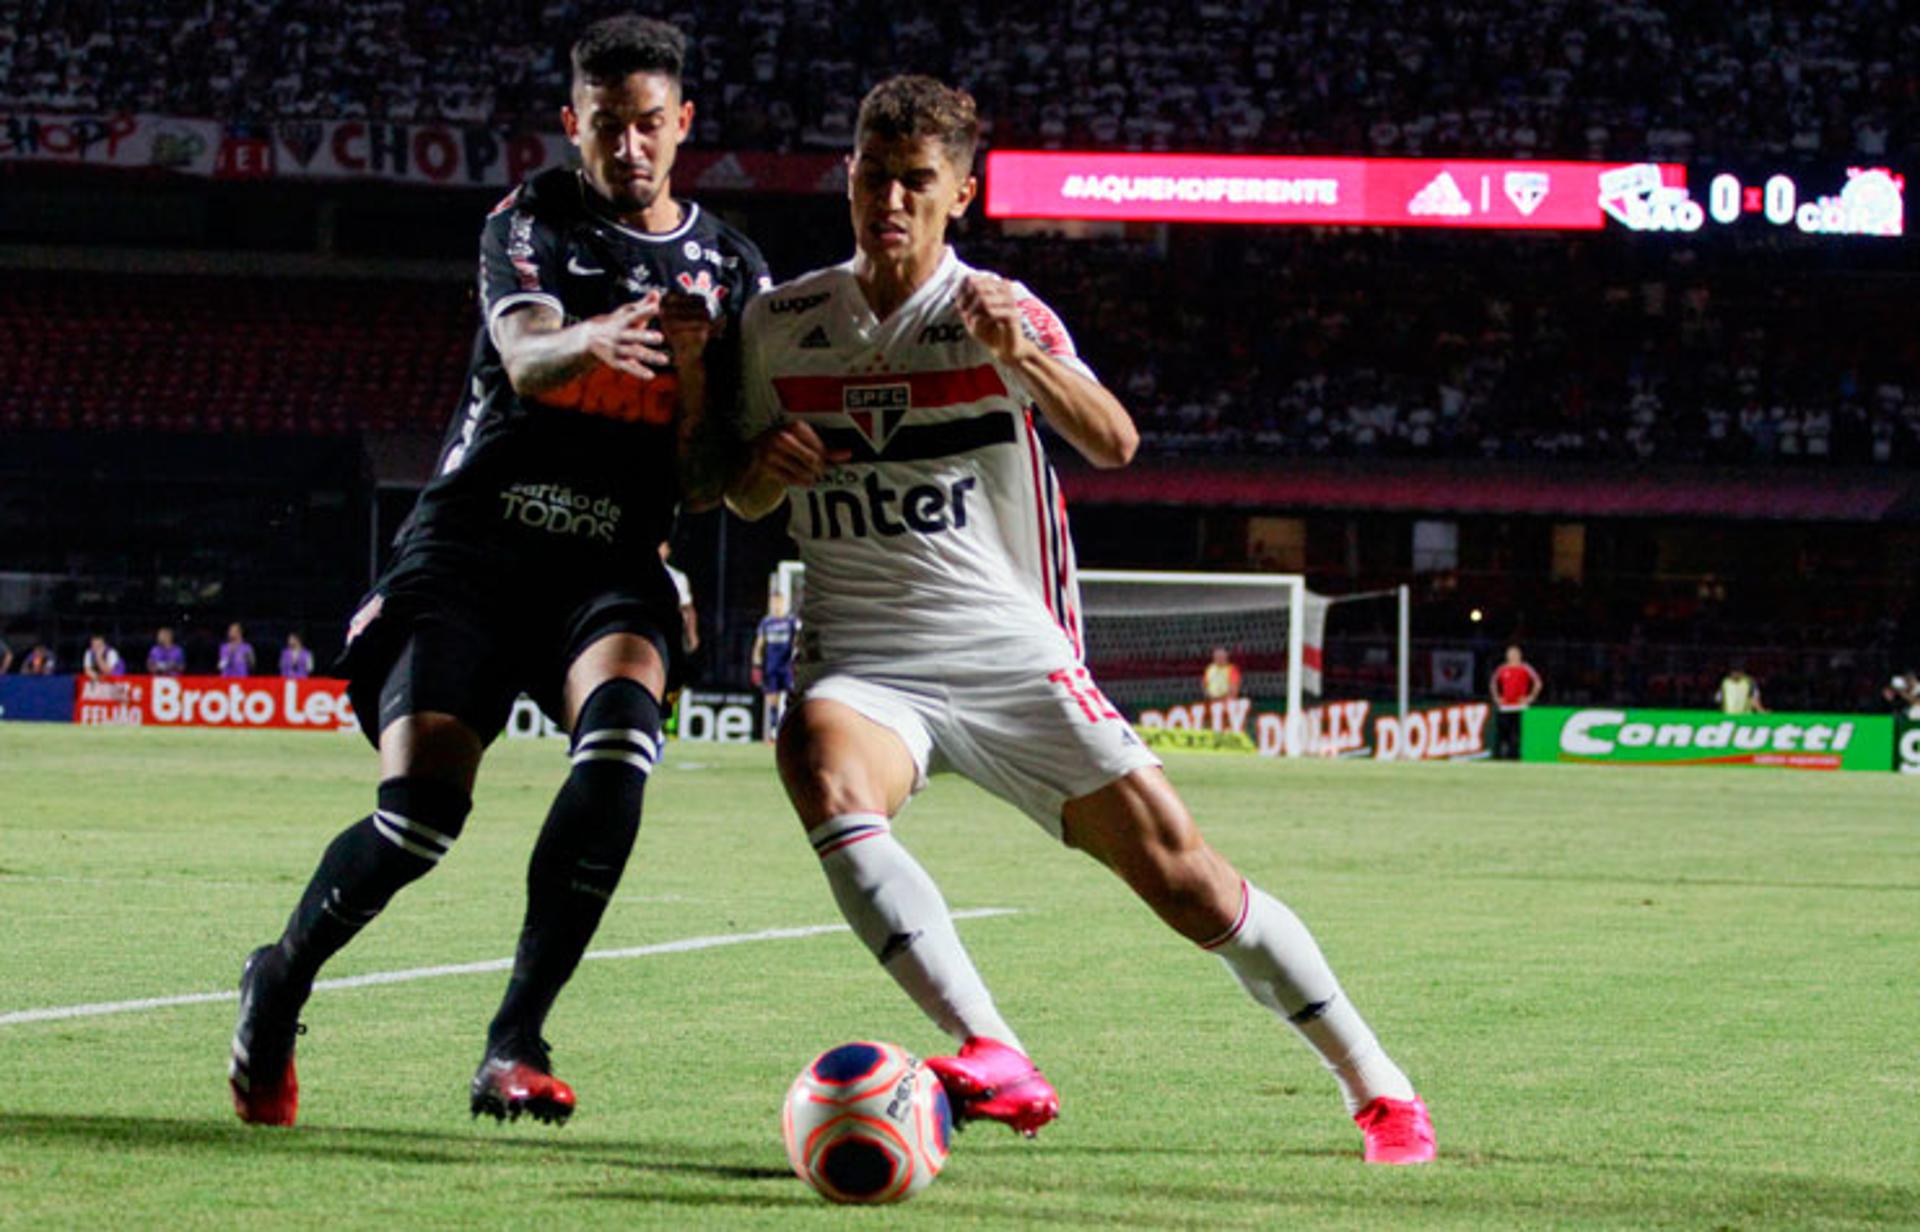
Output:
[{"xmin": 1, "ymin": 723, "xmax": 1915, "ymax": 1229}]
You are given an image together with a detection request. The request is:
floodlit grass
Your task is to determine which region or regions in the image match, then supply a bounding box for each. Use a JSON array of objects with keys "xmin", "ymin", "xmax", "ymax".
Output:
[{"xmin": 1, "ymin": 724, "xmax": 1915, "ymax": 1229}]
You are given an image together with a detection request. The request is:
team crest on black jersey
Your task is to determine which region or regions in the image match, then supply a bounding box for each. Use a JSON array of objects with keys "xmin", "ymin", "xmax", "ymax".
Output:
[{"xmin": 676, "ymin": 269, "xmax": 728, "ymax": 313}]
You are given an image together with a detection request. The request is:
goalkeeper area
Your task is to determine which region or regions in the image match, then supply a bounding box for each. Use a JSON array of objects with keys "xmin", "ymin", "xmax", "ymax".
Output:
[{"xmin": 3, "ymin": 724, "xmax": 1915, "ymax": 1228}]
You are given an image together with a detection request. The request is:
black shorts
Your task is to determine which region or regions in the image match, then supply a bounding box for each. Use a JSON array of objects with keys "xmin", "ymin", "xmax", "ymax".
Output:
[{"xmin": 334, "ymin": 552, "xmax": 680, "ymax": 748}]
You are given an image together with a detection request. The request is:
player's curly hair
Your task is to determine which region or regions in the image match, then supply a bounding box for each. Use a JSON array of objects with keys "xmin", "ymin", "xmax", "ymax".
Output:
[
  {"xmin": 571, "ymin": 15, "xmax": 686, "ymax": 87},
  {"xmin": 855, "ymin": 75, "xmax": 980, "ymax": 170}
]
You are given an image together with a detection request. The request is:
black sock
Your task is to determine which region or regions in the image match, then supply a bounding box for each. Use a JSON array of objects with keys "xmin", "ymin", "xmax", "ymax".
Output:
[
  {"xmin": 488, "ymin": 679, "xmax": 659, "ymax": 1048},
  {"xmin": 274, "ymin": 776, "xmax": 472, "ymax": 991}
]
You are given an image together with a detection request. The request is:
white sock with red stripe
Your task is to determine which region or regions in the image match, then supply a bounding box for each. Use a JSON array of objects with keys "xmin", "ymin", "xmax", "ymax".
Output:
[
  {"xmin": 810, "ymin": 813, "xmax": 1022, "ymax": 1052},
  {"xmin": 1202, "ymin": 879, "xmax": 1415, "ymax": 1115}
]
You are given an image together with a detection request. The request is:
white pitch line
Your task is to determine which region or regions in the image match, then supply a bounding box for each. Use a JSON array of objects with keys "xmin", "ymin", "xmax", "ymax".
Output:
[{"xmin": 0, "ymin": 907, "xmax": 1019, "ymax": 1028}]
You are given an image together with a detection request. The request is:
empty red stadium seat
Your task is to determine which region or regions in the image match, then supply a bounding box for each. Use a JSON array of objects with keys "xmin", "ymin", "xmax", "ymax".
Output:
[{"xmin": 5, "ymin": 272, "xmax": 472, "ymax": 438}]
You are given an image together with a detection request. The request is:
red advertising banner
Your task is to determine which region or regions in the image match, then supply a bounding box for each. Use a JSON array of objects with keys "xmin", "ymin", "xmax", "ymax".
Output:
[
  {"xmin": 984, "ymin": 150, "xmax": 1687, "ymax": 230},
  {"xmin": 74, "ymin": 675, "xmax": 357, "ymax": 731}
]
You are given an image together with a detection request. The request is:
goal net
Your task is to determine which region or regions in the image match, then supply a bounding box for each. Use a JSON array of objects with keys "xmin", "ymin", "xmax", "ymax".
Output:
[
  {"xmin": 768, "ymin": 563, "xmax": 1408, "ymax": 758},
  {"xmin": 1077, "ymin": 570, "xmax": 1308, "ymax": 723}
]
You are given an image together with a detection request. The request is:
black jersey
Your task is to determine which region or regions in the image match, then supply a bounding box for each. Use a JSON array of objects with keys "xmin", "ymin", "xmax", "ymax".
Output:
[{"xmin": 396, "ymin": 165, "xmax": 770, "ymax": 576}]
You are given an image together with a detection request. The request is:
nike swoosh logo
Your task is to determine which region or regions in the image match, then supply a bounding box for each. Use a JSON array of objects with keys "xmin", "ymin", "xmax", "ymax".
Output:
[{"xmin": 568, "ymin": 256, "xmax": 606, "ymax": 275}]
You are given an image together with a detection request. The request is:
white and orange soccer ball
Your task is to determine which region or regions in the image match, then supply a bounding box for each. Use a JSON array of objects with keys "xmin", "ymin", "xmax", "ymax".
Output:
[{"xmin": 782, "ymin": 1040, "xmax": 953, "ymax": 1204}]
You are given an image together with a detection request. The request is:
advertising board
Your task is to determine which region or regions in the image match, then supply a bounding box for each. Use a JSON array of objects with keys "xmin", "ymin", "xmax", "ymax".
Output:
[
  {"xmin": 985, "ymin": 151, "xmax": 1685, "ymax": 229},
  {"xmin": 1134, "ymin": 698, "xmax": 1489, "ymax": 761},
  {"xmin": 986, "ymin": 151, "xmax": 1903, "ymax": 239},
  {"xmin": 71, "ymin": 675, "xmax": 357, "ymax": 731},
  {"xmin": 0, "ymin": 675, "xmax": 77, "ymax": 723},
  {"xmin": 1521, "ymin": 707, "xmax": 1892, "ymax": 771},
  {"xmin": 504, "ymin": 690, "xmax": 763, "ymax": 743}
]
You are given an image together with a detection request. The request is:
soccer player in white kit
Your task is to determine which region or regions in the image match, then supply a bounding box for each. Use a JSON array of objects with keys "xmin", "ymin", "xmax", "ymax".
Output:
[{"xmin": 725, "ymin": 76, "xmax": 1434, "ymax": 1164}]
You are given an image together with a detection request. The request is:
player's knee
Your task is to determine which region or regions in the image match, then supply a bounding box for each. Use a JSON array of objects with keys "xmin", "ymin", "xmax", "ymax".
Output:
[
  {"xmin": 379, "ymin": 711, "xmax": 483, "ymax": 791},
  {"xmin": 780, "ymin": 758, "xmax": 868, "ymax": 827},
  {"xmin": 371, "ymin": 775, "xmax": 473, "ymax": 870},
  {"xmin": 779, "ymin": 743, "xmax": 891, "ymax": 825},
  {"xmin": 776, "ymin": 723, "xmax": 845, "ymax": 821},
  {"xmin": 776, "ymin": 703, "xmax": 907, "ymax": 824}
]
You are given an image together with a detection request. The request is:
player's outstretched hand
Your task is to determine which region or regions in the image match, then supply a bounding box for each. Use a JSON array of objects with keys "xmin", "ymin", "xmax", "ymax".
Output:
[
  {"xmin": 745, "ymin": 421, "xmax": 850, "ymax": 488},
  {"xmin": 957, "ymin": 273, "xmax": 1039, "ymax": 364},
  {"xmin": 658, "ymin": 290, "xmax": 720, "ymax": 364},
  {"xmin": 583, "ymin": 291, "xmax": 669, "ymax": 380}
]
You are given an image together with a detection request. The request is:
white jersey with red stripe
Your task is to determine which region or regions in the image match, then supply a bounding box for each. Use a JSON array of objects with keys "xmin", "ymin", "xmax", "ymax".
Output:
[{"xmin": 739, "ymin": 248, "xmax": 1089, "ymax": 669}]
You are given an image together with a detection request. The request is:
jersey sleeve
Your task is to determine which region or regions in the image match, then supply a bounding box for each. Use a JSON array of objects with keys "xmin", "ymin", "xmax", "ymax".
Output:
[
  {"xmin": 1008, "ymin": 280, "xmax": 1097, "ymax": 384},
  {"xmin": 702, "ymin": 230, "xmax": 773, "ymax": 436},
  {"xmin": 735, "ymin": 298, "xmax": 784, "ymax": 440},
  {"xmin": 478, "ymin": 191, "xmax": 566, "ymax": 351},
  {"xmin": 734, "ymin": 235, "xmax": 775, "ymax": 304}
]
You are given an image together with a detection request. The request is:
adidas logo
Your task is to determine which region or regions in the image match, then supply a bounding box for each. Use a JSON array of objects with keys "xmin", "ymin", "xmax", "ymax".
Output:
[
  {"xmin": 1407, "ymin": 171, "xmax": 1471, "ymax": 217},
  {"xmin": 799, "ymin": 325, "xmax": 831, "ymax": 349}
]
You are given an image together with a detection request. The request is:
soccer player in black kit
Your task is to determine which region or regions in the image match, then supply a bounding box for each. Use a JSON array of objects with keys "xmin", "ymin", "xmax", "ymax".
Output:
[{"xmin": 228, "ymin": 16, "xmax": 769, "ymax": 1128}]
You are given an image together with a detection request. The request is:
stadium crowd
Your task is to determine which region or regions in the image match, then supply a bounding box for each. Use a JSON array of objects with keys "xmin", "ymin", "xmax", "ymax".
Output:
[
  {"xmin": 7, "ymin": 2, "xmax": 1913, "ymax": 464},
  {"xmin": 4, "ymin": 233, "xmax": 1914, "ymax": 467},
  {"xmin": 967, "ymin": 227, "xmax": 1919, "ymax": 465},
  {"xmin": 0, "ymin": 622, "xmax": 318, "ymax": 679},
  {"xmin": 2, "ymin": 1, "xmax": 1915, "ymax": 164}
]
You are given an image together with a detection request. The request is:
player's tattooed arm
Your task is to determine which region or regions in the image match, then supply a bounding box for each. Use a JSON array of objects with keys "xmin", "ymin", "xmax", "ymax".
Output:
[
  {"xmin": 495, "ymin": 293, "xmax": 670, "ymax": 397},
  {"xmin": 957, "ymin": 274, "xmax": 1139, "ymax": 468}
]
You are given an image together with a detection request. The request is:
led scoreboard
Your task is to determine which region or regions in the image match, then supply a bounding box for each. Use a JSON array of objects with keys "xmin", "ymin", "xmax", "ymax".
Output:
[
  {"xmin": 984, "ymin": 151, "xmax": 1905, "ymax": 239},
  {"xmin": 1601, "ymin": 164, "xmax": 1905, "ymax": 236}
]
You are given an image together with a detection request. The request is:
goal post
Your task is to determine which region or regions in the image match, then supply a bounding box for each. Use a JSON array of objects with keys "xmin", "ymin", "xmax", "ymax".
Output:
[
  {"xmin": 771, "ymin": 558, "xmax": 806, "ymax": 611},
  {"xmin": 1078, "ymin": 570, "xmax": 1310, "ymax": 755},
  {"xmin": 765, "ymin": 562, "xmax": 1409, "ymax": 758},
  {"xmin": 1080, "ymin": 571, "xmax": 1412, "ymax": 756}
]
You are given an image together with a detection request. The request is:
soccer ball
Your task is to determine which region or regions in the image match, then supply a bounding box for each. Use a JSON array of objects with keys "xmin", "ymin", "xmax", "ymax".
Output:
[{"xmin": 782, "ymin": 1041, "xmax": 953, "ymax": 1204}]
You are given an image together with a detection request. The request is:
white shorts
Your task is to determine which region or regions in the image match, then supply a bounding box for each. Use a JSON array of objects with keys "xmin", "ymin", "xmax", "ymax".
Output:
[{"xmin": 796, "ymin": 646, "xmax": 1162, "ymax": 839}]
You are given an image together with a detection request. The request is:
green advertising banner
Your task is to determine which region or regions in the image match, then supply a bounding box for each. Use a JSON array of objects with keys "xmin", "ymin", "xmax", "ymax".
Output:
[
  {"xmin": 1898, "ymin": 718, "xmax": 1920, "ymax": 775},
  {"xmin": 1522, "ymin": 707, "xmax": 1894, "ymax": 772}
]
